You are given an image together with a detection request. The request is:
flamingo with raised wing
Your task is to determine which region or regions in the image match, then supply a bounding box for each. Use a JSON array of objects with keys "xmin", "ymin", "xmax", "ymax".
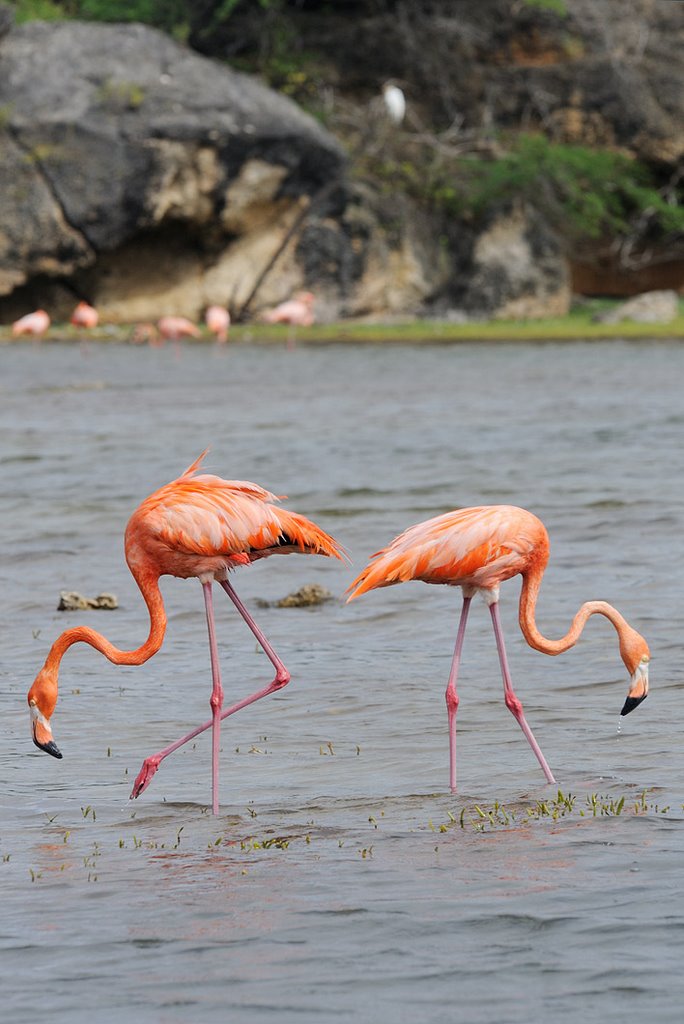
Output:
[
  {"xmin": 347, "ymin": 505, "xmax": 650, "ymax": 791},
  {"xmin": 27, "ymin": 452, "xmax": 345, "ymax": 814}
]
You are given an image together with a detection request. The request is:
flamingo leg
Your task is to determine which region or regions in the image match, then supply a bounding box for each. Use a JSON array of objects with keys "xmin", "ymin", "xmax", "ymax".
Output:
[
  {"xmin": 130, "ymin": 579, "xmax": 290, "ymax": 806},
  {"xmin": 489, "ymin": 600, "xmax": 556, "ymax": 785},
  {"xmin": 203, "ymin": 582, "xmax": 223, "ymax": 816},
  {"xmin": 445, "ymin": 594, "xmax": 472, "ymax": 792}
]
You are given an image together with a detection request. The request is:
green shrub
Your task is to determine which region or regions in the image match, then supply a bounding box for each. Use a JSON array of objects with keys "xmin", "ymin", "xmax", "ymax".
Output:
[{"xmin": 373, "ymin": 134, "xmax": 684, "ymax": 248}]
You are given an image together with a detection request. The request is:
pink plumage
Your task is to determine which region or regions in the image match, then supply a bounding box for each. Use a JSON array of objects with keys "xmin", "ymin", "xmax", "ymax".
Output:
[
  {"xmin": 205, "ymin": 305, "xmax": 230, "ymax": 342},
  {"xmin": 70, "ymin": 302, "xmax": 99, "ymax": 329},
  {"xmin": 12, "ymin": 310, "xmax": 50, "ymax": 337},
  {"xmin": 262, "ymin": 292, "xmax": 315, "ymax": 326}
]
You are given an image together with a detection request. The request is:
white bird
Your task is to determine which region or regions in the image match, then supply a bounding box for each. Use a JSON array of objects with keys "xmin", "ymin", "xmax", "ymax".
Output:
[{"xmin": 382, "ymin": 82, "xmax": 406, "ymax": 125}]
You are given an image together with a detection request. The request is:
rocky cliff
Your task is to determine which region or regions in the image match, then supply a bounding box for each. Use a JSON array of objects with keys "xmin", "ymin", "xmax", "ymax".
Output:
[
  {"xmin": 0, "ymin": 18, "xmax": 346, "ymax": 322},
  {"xmin": 0, "ymin": 1, "xmax": 682, "ymax": 324}
]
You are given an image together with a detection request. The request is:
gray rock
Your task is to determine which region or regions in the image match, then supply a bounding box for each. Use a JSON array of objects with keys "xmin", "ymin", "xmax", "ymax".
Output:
[
  {"xmin": 276, "ymin": 584, "xmax": 334, "ymax": 608},
  {"xmin": 58, "ymin": 591, "xmax": 119, "ymax": 611},
  {"xmin": 458, "ymin": 204, "xmax": 570, "ymax": 320},
  {"xmin": 595, "ymin": 290, "xmax": 679, "ymax": 324},
  {"xmin": 0, "ymin": 21, "xmax": 345, "ymax": 315}
]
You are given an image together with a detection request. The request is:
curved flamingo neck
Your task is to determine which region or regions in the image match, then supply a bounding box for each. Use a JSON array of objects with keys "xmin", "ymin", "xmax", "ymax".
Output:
[
  {"xmin": 518, "ymin": 564, "xmax": 632, "ymax": 657},
  {"xmin": 44, "ymin": 570, "xmax": 167, "ymax": 673}
]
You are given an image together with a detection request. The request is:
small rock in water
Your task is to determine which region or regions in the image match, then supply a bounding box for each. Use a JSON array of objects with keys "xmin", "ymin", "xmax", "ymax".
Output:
[
  {"xmin": 58, "ymin": 590, "xmax": 118, "ymax": 611},
  {"xmin": 276, "ymin": 584, "xmax": 333, "ymax": 608}
]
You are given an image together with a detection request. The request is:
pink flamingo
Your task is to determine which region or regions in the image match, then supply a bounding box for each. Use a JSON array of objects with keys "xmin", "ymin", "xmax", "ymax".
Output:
[
  {"xmin": 70, "ymin": 301, "xmax": 99, "ymax": 329},
  {"xmin": 347, "ymin": 505, "xmax": 650, "ymax": 791},
  {"xmin": 157, "ymin": 316, "xmax": 200, "ymax": 342},
  {"xmin": 205, "ymin": 305, "xmax": 230, "ymax": 343},
  {"xmin": 12, "ymin": 310, "xmax": 50, "ymax": 337},
  {"xmin": 27, "ymin": 452, "xmax": 344, "ymax": 814},
  {"xmin": 262, "ymin": 292, "xmax": 315, "ymax": 326}
]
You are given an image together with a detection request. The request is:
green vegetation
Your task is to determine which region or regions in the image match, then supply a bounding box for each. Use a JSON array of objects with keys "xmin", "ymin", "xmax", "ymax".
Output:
[
  {"xmin": 11, "ymin": 0, "xmax": 277, "ymax": 38},
  {"xmin": 522, "ymin": 0, "xmax": 568, "ymax": 16},
  {"xmin": 13, "ymin": 0, "xmax": 66, "ymax": 21},
  {"xmin": 13, "ymin": 0, "xmax": 192, "ymax": 37},
  {"xmin": 96, "ymin": 78, "xmax": 146, "ymax": 111},
  {"xmin": 453, "ymin": 788, "xmax": 669, "ymax": 833},
  {"xmin": 374, "ymin": 134, "xmax": 684, "ymax": 247}
]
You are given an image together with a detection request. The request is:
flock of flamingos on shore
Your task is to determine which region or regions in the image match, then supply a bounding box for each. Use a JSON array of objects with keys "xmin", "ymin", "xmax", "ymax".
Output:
[
  {"xmin": 9, "ymin": 292, "xmax": 316, "ymax": 343},
  {"xmin": 24, "ymin": 435, "xmax": 650, "ymax": 814}
]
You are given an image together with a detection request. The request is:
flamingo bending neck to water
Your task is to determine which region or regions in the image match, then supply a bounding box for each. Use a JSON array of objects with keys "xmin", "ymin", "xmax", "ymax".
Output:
[
  {"xmin": 27, "ymin": 451, "xmax": 344, "ymax": 814},
  {"xmin": 347, "ymin": 505, "xmax": 650, "ymax": 791}
]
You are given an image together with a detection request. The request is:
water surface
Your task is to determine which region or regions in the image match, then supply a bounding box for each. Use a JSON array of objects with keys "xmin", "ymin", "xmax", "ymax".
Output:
[{"xmin": 1, "ymin": 339, "xmax": 682, "ymax": 1023}]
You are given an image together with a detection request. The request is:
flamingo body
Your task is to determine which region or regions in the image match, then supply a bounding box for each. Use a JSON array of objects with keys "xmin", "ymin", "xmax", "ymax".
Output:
[
  {"xmin": 70, "ymin": 301, "xmax": 98, "ymax": 329},
  {"xmin": 348, "ymin": 505, "xmax": 650, "ymax": 790},
  {"xmin": 12, "ymin": 310, "xmax": 50, "ymax": 337},
  {"xmin": 157, "ymin": 316, "xmax": 200, "ymax": 341},
  {"xmin": 205, "ymin": 305, "xmax": 230, "ymax": 343},
  {"xmin": 28, "ymin": 452, "xmax": 344, "ymax": 812},
  {"xmin": 262, "ymin": 292, "xmax": 315, "ymax": 326},
  {"xmin": 125, "ymin": 459, "xmax": 342, "ymax": 583},
  {"xmin": 349, "ymin": 505, "xmax": 545, "ymax": 595}
]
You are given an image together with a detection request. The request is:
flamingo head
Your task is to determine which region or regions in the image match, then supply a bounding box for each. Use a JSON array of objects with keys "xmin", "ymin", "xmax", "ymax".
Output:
[
  {"xmin": 619, "ymin": 630, "xmax": 650, "ymax": 717},
  {"xmin": 27, "ymin": 667, "xmax": 62, "ymax": 759}
]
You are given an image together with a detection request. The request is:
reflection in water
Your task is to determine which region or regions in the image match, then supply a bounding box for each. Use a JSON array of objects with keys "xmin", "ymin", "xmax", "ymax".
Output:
[{"xmin": 1, "ymin": 340, "xmax": 683, "ymax": 1023}]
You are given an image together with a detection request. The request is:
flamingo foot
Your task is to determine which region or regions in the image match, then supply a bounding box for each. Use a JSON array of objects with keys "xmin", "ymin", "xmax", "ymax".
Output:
[{"xmin": 130, "ymin": 755, "xmax": 161, "ymax": 799}]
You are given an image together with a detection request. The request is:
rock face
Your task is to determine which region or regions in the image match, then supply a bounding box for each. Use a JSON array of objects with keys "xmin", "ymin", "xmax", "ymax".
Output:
[
  {"xmin": 1, "ymin": 5, "xmax": 681, "ymax": 324},
  {"xmin": 0, "ymin": 20, "xmax": 345, "ymax": 321},
  {"xmin": 455, "ymin": 205, "xmax": 570, "ymax": 319},
  {"xmin": 595, "ymin": 290, "xmax": 679, "ymax": 324}
]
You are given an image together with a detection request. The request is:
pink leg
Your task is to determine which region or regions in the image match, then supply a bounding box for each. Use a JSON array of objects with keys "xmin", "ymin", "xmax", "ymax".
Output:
[
  {"xmin": 489, "ymin": 601, "xmax": 556, "ymax": 785},
  {"xmin": 445, "ymin": 594, "xmax": 472, "ymax": 793},
  {"xmin": 203, "ymin": 583, "xmax": 223, "ymax": 816},
  {"xmin": 130, "ymin": 579, "xmax": 290, "ymax": 805}
]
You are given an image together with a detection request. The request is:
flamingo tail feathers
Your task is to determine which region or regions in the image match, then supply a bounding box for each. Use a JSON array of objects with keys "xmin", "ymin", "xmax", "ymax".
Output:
[{"xmin": 273, "ymin": 507, "xmax": 348, "ymax": 563}]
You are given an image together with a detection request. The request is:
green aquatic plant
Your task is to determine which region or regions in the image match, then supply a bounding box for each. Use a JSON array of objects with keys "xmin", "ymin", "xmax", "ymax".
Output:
[{"xmin": 454, "ymin": 788, "xmax": 667, "ymax": 833}]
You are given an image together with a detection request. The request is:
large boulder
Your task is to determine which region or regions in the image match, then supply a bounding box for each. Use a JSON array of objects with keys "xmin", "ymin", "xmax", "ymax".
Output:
[
  {"xmin": 0, "ymin": 20, "xmax": 345, "ymax": 320},
  {"xmin": 460, "ymin": 205, "xmax": 571, "ymax": 320}
]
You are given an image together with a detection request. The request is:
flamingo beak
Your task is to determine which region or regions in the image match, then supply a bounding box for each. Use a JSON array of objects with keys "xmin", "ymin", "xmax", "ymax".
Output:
[
  {"xmin": 620, "ymin": 663, "xmax": 649, "ymax": 717},
  {"xmin": 30, "ymin": 706, "xmax": 63, "ymax": 759},
  {"xmin": 620, "ymin": 693, "xmax": 647, "ymax": 717}
]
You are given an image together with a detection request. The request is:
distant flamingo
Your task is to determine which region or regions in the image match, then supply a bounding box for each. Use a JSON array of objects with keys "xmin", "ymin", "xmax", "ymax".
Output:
[
  {"xmin": 12, "ymin": 310, "xmax": 50, "ymax": 337},
  {"xmin": 347, "ymin": 505, "xmax": 650, "ymax": 791},
  {"xmin": 262, "ymin": 292, "xmax": 315, "ymax": 326},
  {"xmin": 157, "ymin": 316, "xmax": 200, "ymax": 342},
  {"xmin": 27, "ymin": 452, "xmax": 344, "ymax": 814},
  {"xmin": 205, "ymin": 305, "xmax": 230, "ymax": 343},
  {"xmin": 129, "ymin": 322, "xmax": 160, "ymax": 346},
  {"xmin": 70, "ymin": 301, "xmax": 99, "ymax": 329}
]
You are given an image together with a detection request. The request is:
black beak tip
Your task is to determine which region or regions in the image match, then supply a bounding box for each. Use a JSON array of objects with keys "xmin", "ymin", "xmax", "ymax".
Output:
[
  {"xmin": 620, "ymin": 694, "xmax": 648, "ymax": 718},
  {"xmin": 33, "ymin": 736, "xmax": 63, "ymax": 759}
]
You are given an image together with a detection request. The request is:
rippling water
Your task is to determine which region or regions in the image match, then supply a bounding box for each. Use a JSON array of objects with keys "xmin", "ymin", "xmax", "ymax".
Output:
[{"xmin": 1, "ymin": 338, "xmax": 682, "ymax": 1023}]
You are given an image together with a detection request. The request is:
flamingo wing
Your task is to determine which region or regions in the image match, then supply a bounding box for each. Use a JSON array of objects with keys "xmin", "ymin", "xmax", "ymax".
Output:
[{"xmin": 128, "ymin": 454, "xmax": 344, "ymax": 570}]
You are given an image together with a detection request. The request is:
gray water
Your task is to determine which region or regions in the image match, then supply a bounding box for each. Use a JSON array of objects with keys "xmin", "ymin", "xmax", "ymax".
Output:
[{"xmin": 1, "ymin": 338, "xmax": 682, "ymax": 1023}]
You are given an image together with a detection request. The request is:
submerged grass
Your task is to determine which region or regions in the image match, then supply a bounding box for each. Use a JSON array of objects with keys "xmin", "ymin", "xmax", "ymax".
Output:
[{"xmin": 453, "ymin": 788, "xmax": 673, "ymax": 833}]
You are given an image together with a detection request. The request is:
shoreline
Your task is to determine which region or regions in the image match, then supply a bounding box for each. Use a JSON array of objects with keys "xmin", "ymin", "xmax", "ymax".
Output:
[{"xmin": 1, "ymin": 312, "xmax": 683, "ymax": 346}]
